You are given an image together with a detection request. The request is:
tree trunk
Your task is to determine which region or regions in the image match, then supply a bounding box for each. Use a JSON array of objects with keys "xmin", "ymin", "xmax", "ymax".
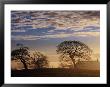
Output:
[
  {"xmin": 71, "ymin": 58, "xmax": 76, "ymax": 69},
  {"xmin": 69, "ymin": 55, "xmax": 76, "ymax": 69},
  {"xmin": 20, "ymin": 59, "xmax": 28, "ymax": 70},
  {"xmin": 37, "ymin": 64, "xmax": 41, "ymax": 69}
]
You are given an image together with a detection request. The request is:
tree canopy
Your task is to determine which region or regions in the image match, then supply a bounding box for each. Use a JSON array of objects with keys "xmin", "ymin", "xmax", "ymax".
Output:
[
  {"xmin": 57, "ymin": 40, "xmax": 92, "ymax": 68},
  {"xmin": 11, "ymin": 46, "xmax": 30, "ymax": 70}
]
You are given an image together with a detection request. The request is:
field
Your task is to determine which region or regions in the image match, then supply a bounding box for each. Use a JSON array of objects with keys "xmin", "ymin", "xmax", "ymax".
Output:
[{"xmin": 11, "ymin": 68, "xmax": 100, "ymax": 77}]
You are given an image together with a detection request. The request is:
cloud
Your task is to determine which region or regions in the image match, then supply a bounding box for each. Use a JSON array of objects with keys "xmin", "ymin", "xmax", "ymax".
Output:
[
  {"xmin": 11, "ymin": 11, "xmax": 100, "ymax": 31},
  {"xmin": 11, "ymin": 35, "xmax": 41, "ymax": 40},
  {"xmin": 73, "ymin": 32, "xmax": 100, "ymax": 37},
  {"xmin": 11, "ymin": 29, "xmax": 26, "ymax": 32},
  {"xmin": 12, "ymin": 30, "xmax": 99, "ymax": 41},
  {"xmin": 11, "ymin": 33, "xmax": 71, "ymax": 40},
  {"xmin": 11, "ymin": 11, "xmax": 100, "ymax": 41}
]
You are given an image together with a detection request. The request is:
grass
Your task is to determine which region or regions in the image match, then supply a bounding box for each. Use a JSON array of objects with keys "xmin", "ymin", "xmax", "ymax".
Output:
[{"xmin": 11, "ymin": 68, "xmax": 100, "ymax": 77}]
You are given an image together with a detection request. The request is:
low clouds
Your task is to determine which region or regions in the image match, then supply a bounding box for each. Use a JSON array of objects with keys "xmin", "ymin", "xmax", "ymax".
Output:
[
  {"xmin": 11, "ymin": 11, "xmax": 100, "ymax": 40},
  {"xmin": 11, "ymin": 29, "xmax": 26, "ymax": 32},
  {"xmin": 12, "ymin": 31, "xmax": 99, "ymax": 41}
]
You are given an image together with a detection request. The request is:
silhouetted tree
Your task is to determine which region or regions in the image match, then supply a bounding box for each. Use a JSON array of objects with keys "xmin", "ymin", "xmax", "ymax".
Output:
[
  {"xmin": 32, "ymin": 51, "xmax": 49, "ymax": 69},
  {"xmin": 11, "ymin": 45, "xmax": 30, "ymax": 70},
  {"xmin": 57, "ymin": 40, "xmax": 92, "ymax": 68}
]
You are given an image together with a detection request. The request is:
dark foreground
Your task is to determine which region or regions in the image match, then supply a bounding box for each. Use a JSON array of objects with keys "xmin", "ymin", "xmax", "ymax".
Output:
[{"xmin": 11, "ymin": 68, "xmax": 100, "ymax": 77}]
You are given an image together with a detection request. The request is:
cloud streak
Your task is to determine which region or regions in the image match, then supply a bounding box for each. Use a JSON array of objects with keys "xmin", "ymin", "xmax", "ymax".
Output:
[{"xmin": 12, "ymin": 31, "xmax": 99, "ymax": 41}]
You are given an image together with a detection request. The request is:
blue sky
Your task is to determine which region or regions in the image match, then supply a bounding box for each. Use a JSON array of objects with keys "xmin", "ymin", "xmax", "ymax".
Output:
[{"xmin": 11, "ymin": 11, "xmax": 100, "ymax": 65}]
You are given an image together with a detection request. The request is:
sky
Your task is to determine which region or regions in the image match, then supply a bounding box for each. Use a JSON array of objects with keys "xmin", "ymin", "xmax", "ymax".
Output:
[{"xmin": 11, "ymin": 11, "xmax": 100, "ymax": 68}]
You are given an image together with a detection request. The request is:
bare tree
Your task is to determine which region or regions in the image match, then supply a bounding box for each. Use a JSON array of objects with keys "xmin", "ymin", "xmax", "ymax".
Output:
[{"xmin": 56, "ymin": 40, "xmax": 92, "ymax": 68}]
